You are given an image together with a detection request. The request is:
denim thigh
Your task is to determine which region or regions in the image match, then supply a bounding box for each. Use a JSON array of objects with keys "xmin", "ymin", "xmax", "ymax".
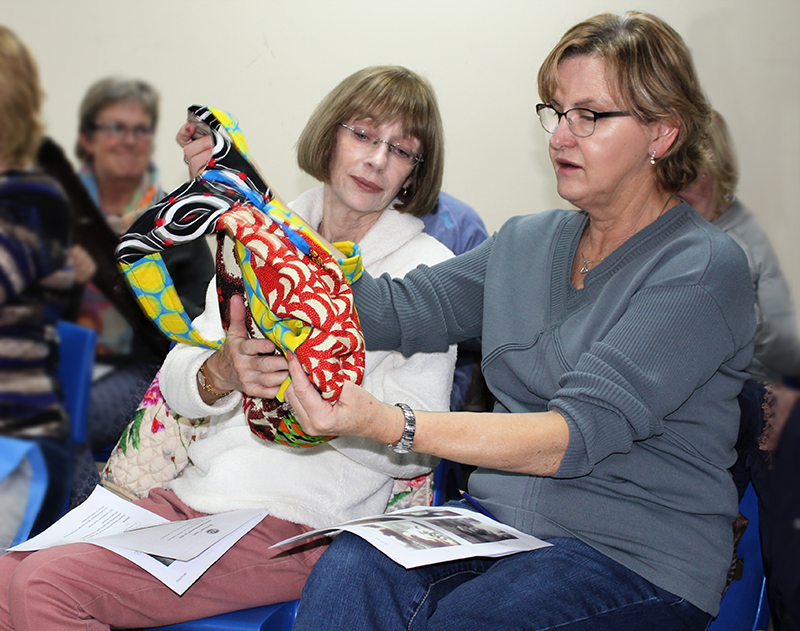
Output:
[{"xmin": 294, "ymin": 533, "xmax": 711, "ymax": 631}]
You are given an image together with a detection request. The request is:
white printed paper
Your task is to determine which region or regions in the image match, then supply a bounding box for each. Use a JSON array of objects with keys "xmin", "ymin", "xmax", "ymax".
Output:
[
  {"xmin": 272, "ymin": 506, "xmax": 550, "ymax": 569},
  {"xmin": 9, "ymin": 486, "xmax": 267, "ymax": 594}
]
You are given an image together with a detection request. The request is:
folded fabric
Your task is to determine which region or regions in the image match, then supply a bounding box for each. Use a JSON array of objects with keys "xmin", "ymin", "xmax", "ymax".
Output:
[{"xmin": 116, "ymin": 106, "xmax": 365, "ymax": 447}]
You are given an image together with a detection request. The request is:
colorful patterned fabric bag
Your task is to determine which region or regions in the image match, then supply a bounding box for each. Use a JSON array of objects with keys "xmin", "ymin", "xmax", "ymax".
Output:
[{"xmin": 115, "ymin": 106, "xmax": 365, "ymax": 448}]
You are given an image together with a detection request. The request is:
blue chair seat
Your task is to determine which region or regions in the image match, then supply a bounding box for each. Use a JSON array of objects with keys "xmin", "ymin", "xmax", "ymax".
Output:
[{"xmin": 144, "ymin": 599, "xmax": 299, "ymax": 631}]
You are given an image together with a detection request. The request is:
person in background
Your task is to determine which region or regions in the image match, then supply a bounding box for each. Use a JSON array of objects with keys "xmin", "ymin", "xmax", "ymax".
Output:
[
  {"xmin": 285, "ymin": 12, "xmax": 755, "ymax": 630},
  {"xmin": 681, "ymin": 109, "xmax": 800, "ymax": 630},
  {"xmin": 0, "ymin": 65, "xmax": 455, "ymax": 630},
  {"xmin": 422, "ymin": 192, "xmax": 489, "ymax": 412},
  {"xmin": 0, "ymin": 25, "xmax": 74, "ymax": 535},
  {"xmin": 681, "ymin": 110, "xmax": 800, "ymax": 383},
  {"xmin": 69, "ymin": 77, "xmax": 214, "ymax": 506}
]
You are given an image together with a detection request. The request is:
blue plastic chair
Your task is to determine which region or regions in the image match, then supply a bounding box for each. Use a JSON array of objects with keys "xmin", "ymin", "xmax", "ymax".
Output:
[
  {"xmin": 56, "ymin": 320, "xmax": 96, "ymax": 516},
  {"xmin": 56, "ymin": 320, "xmax": 96, "ymax": 446},
  {"xmin": 432, "ymin": 458, "xmax": 466, "ymax": 506},
  {"xmin": 2, "ymin": 436, "xmax": 49, "ymax": 548},
  {"xmin": 3, "ymin": 323, "xmax": 94, "ymax": 545},
  {"xmin": 146, "ymin": 600, "xmax": 300, "ymax": 631},
  {"xmin": 709, "ymin": 483, "xmax": 770, "ymax": 631}
]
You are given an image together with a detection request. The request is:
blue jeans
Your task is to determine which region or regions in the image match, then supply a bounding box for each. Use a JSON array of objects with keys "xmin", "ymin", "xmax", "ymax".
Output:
[{"xmin": 293, "ymin": 530, "xmax": 711, "ymax": 631}]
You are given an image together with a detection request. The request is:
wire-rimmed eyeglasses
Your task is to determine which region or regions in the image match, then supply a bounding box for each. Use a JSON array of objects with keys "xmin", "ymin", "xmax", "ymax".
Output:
[
  {"xmin": 93, "ymin": 122, "xmax": 154, "ymax": 141},
  {"xmin": 535, "ymin": 103, "xmax": 630, "ymax": 138},
  {"xmin": 340, "ymin": 123, "xmax": 423, "ymax": 166}
]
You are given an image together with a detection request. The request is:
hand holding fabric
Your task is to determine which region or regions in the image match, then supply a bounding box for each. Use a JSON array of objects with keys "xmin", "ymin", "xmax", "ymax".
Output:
[
  {"xmin": 285, "ymin": 351, "xmax": 400, "ymax": 445},
  {"xmin": 120, "ymin": 105, "xmax": 365, "ymax": 447},
  {"xmin": 202, "ymin": 294, "xmax": 288, "ymax": 401},
  {"xmin": 176, "ymin": 121, "xmax": 214, "ymax": 179}
]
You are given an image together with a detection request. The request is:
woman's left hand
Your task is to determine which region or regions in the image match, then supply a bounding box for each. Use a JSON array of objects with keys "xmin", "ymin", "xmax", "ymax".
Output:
[{"xmin": 285, "ymin": 352, "xmax": 403, "ymax": 443}]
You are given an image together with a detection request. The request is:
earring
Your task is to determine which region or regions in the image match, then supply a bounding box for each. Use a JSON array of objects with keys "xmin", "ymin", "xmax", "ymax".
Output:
[
  {"xmin": 650, "ymin": 151, "xmax": 657, "ymax": 165},
  {"xmin": 402, "ymin": 187, "xmax": 409, "ymax": 197}
]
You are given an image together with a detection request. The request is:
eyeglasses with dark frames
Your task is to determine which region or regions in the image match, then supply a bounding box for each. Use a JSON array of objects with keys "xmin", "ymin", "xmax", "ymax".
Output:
[
  {"xmin": 340, "ymin": 123, "xmax": 423, "ymax": 166},
  {"xmin": 536, "ymin": 103, "xmax": 630, "ymax": 138}
]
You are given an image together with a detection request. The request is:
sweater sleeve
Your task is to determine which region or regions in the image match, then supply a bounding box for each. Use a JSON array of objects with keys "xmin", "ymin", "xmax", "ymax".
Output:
[
  {"xmin": 159, "ymin": 277, "xmax": 242, "ymax": 419},
  {"xmin": 551, "ymin": 281, "xmax": 753, "ymax": 478},
  {"xmin": 352, "ymin": 236, "xmax": 494, "ymax": 357}
]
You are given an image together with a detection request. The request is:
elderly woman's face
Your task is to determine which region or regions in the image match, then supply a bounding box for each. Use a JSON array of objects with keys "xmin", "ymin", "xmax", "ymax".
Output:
[
  {"xmin": 547, "ymin": 55, "xmax": 659, "ymax": 213},
  {"xmin": 80, "ymin": 101, "xmax": 154, "ymax": 183},
  {"xmin": 326, "ymin": 118, "xmax": 420, "ymax": 219}
]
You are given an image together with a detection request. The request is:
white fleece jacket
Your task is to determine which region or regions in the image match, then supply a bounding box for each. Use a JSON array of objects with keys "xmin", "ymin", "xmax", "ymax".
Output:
[{"xmin": 160, "ymin": 187, "xmax": 456, "ymax": 528}]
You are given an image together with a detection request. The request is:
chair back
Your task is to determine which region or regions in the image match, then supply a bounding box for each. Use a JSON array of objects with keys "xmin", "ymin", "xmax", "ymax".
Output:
[
  {"xmin": 56, "ymin": 321, "xmax": 96, "ymax": 445},
  {"xmin": 2, "ymin": 436, "xmax": 49, "ymax": 548}
]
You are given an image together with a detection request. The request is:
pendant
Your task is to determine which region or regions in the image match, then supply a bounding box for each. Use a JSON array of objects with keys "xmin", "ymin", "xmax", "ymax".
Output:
[{"xmin": 579, "ymin": 263, "xmax": 590, "ymax": 274}]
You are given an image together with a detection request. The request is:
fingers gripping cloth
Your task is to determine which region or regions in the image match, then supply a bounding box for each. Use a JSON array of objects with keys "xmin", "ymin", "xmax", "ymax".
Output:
[{"xmin": 116, "ymin": 105, "xmax": 365, "ymax": 447}]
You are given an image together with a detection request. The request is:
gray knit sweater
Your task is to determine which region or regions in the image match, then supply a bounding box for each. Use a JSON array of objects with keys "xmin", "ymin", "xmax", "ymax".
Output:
[
  {"xmin": 713, "ymin": 199, "xmax": 800, "ymax": 382},
  {"xmin": 352, "ymin": 203, "xmax": 755, "ymax": 616}
]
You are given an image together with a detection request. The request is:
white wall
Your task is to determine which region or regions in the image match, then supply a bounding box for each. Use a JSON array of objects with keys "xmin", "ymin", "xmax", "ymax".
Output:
[{"xmin": 5, "ymin": 0, "xmax": 800, "ymax": 317}]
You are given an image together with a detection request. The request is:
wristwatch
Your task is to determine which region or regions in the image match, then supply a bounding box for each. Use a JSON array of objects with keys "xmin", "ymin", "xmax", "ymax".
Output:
[
  {"xmin": 389, "ymin": 403, "xmax": 416, "ymax": 454},
  {"xmin": 198, "ymin": 362, "xmax": 233, "ymax": 398}
]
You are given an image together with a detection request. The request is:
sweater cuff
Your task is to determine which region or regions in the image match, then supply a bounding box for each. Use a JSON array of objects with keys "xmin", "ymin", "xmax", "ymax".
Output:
[{"xmin": 160, "ymin": 345, "xmax": 242, "ymax": 418}]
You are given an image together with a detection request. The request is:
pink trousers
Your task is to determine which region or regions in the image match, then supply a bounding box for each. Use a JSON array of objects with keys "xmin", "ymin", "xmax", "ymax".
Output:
[{"xmin": 0, "ymin": 489, "xmax": 326, "ymax": 631}]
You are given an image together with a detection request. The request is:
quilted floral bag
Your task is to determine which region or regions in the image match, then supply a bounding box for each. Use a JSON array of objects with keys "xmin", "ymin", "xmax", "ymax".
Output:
[{"xmin": 100, "ymin": 370, "xmax": 209, "ymax": 500}]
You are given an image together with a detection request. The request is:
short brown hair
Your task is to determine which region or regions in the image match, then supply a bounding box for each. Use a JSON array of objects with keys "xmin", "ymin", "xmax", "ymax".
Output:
[
  {"xmin": 296, "ymin": 66, "xmax": 444, "ymax": 217},
  {"xmin": 76, "ymin": 77, "xmax": 159, "ymax": 162},
  {"xmin": 538, "ymin": 11, "xmax": 711, "ymax": 194},
  {"xmin": 701, "ymin": 110, "xmax": 738, "ymax": 209},
  {"xmin": 0, "ymin": 25, "xmax": 44, "ymax": 169}
]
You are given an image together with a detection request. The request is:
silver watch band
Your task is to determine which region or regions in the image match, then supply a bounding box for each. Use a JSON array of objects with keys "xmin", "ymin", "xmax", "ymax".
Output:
[{"xmin": 389, "ymin": 403, "xmax": 416, "ymax": 454}]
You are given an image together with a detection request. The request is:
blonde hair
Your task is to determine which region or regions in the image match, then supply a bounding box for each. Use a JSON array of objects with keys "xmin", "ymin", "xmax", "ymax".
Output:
[
  {"xmin": 538, "ymin": 11, "xmax": 711, "ymax": 194},
  {"xmin": 296, "ymin": 65, "xmax": 444, "ymax": 217},
  {"xmin": 0, "ymin": 25, "xmax": 44, "ymax": 169},
  {"xmin": 76, "ymin": 77, "xmax": 159, "ymax": 162},
  {"xmin": 702, "ymin": 110, "xmax": 738, "ymax": 209}
]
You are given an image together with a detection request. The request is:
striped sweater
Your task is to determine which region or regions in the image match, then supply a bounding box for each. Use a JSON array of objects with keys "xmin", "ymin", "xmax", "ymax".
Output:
[{"xmin": 0, "ymin": 170, "xmax": 73, "ymax": 438}]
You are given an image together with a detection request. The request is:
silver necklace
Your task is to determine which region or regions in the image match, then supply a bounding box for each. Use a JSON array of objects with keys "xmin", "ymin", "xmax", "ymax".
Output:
[
  {"xmin": 579, "ymin": 248, "xmax": 604, "ymax": 274},
  {"xmin": 579, "ymin": 195, "xmax": 676, "ymax": 275}
]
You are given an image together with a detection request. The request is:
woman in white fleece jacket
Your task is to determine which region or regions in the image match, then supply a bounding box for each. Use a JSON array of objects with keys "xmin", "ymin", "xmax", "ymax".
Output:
[
  {"xmin": 162, "ymin": 184, "xmax": 455, "ymax": 526},
  {"xmin": 0, "ymin": 66, "xmax": 455, "ymax": 631}
]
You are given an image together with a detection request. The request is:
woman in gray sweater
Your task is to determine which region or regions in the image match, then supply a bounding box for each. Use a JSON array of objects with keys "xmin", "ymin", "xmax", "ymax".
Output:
[{"xmin": 285, "ymin": 12, "xmax": 755, "ymax": 631}]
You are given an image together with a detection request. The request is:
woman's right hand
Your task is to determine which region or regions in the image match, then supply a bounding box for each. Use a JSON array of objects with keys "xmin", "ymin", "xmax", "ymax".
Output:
[
  {"xmin": 199, "ymin": 294, "xmax": 289, "ymax": 401},
  {"xmin": 176, "ymin": 122, "xmax": 215, "ymax": 179}
]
